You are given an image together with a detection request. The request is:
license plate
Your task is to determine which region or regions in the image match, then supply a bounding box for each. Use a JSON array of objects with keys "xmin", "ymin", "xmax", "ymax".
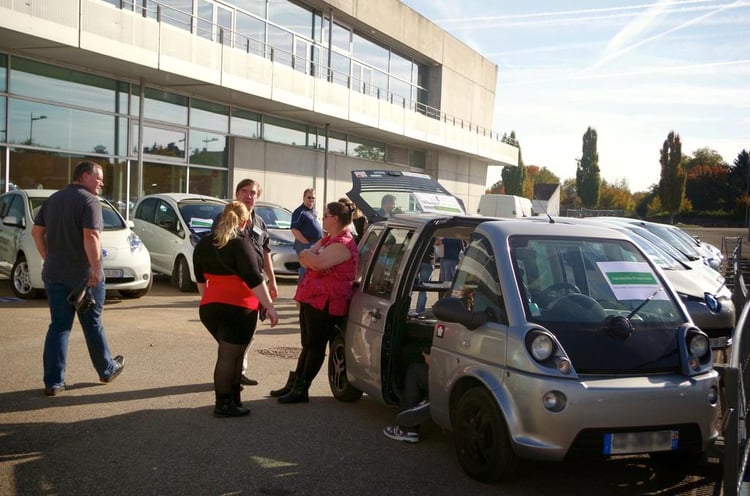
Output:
[
  {"xmin": 603, "ymin": 430, "xmax": 678, "ymax": 455},
  {"xmin": 104, "ymin": 269, "xmax": 123, "ymax": 278}
]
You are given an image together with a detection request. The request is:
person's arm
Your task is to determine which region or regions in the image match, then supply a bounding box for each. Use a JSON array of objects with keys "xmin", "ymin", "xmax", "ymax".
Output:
[
  {"xmin": 83, "ymin": 228, "xmax": 104, "ymax": 287},
  {"xmin": 236, "ymin": 239, "xmax": 278, "ymax": 325},
  {"xmin": 31, "ymin": 225, "xmax": 47, "ymax": 260},
  {"xmin": 196, "ymin": 282, "xmax": 206, "ymax": 296},
  {"xmin": 290, "ymin": 228, "xmax": 309, "ymax": 244},
  {"xmin": 249, "ymin": 280, "xmax": 278, "ymax": 327},
  {"xmin": 299, "ymin": 242, "xmax": 351, "ymax": 271},
  {"xmin": 263, "ymin": 250, "xmax": 278, "ymax": 301}
]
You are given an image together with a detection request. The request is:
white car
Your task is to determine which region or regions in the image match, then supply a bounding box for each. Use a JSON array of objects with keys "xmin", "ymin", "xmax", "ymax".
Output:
[
  {"xmin": 255, "ymin": 200, "xmax": 299, "ymax": 276},
  {"xmin": 0, "ymin": 189, "xmax": 152, "ymax": 299},
  {"xmin": 132, "ymin": 193, "xmax": 227, "ymax": 292}
]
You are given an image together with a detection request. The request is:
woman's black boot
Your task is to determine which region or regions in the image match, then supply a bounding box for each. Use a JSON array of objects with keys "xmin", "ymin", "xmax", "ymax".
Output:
[
  {"xmin": 277, "ymin": 378, "xmax": 310, "ymax": 404},
  {"xmin": 269, "ymin": 371, "xmax": 296, "ymax": 397},
  {"xmin": 232, "ymin": 383, "xmax": 243, "ymax": 407},
  {"xmin": 214, "ymin": 393, "xmax": 250, "ymax": 417}
]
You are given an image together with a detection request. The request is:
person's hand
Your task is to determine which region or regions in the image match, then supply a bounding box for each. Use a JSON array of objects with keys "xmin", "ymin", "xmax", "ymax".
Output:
[
  {"xmin": 422, "ymin": 351, "xmax": 431, "ymax": 367},
  {"xmin": 268, "ymin": 281, "xmax": 278, "ymax": 301},
  {"xmin": 88, "ymin": 266, "xmax": 104, "ymax": 287},
  {"xmin": 265, "ymin": 307, "xmax": 279, "ymax": 327}
]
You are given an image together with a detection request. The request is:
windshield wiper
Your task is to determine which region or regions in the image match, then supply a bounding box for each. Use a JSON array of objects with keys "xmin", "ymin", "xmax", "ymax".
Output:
[{"xmin": 627, "ymin": 287, "xmax": 663, "ymax": 320}]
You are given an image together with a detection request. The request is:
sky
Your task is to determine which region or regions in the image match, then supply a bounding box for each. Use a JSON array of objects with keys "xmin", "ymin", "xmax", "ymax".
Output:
[{"xmin": 401, "ymin": 0, "xmax": 750, "ymax": 193}]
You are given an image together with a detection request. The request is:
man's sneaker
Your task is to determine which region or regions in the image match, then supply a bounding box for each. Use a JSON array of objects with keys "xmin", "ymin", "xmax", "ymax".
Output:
[
  {"xmin": 396, "ymin": 400, "xmax": 431, "ymax": 427},
  {"xmin": 100, "ymin": 355, "xmax": 125, "ymax": 383},
  {"xmin": 44, "ymin": 385, "xmax": 65, "ymax": 396},
  {"xmin": 383, "ymin": 425, "xmax": 419, "ymax": 443}
]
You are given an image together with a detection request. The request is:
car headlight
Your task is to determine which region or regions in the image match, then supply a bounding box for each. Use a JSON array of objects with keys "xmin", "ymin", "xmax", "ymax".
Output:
[
  {"xmin": 529, "ymin": 333, "xmax": 554, "ymax": 361},
  {"xmin": 688, "ymin": 333, "xmax": 709, "ymax": 358},
  {"xmin": 704, "ymin": 292, "xmax": 721, "ymax": 313},
  {"xmin": 128, "ymin": 232, "xmax": 144, "ymax": 253}
]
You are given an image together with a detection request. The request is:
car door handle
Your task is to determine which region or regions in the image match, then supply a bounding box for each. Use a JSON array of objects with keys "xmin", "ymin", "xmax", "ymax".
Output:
[{"xmin": 369, "ymin": 308, "xmax": 382, "ymax": 320}]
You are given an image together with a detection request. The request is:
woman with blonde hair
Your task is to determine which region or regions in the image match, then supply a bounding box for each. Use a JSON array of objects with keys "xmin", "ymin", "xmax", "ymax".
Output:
[{"xmin": 193, "ymin": 201, "xmax": 278, "ymax": 417}]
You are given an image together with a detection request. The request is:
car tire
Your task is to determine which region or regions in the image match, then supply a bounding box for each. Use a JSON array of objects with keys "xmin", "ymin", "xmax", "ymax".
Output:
[
  {"xmin": 172, "ymin": 256, "xmax": 195, "ymax": 292},
  {"xmin": 11, "ymin": 254, "xmax": 41, "ymax": 299},
  {"xmin": 454, "ymin": 387, "xmax": 517, "ymax": 482},
  {"xmin": 119, "ymin": 276, "xmax": 153, "ymax": 299},
  {"xmin": 328, "ymin": 333, "xmax": 363, "ymax": 402}
]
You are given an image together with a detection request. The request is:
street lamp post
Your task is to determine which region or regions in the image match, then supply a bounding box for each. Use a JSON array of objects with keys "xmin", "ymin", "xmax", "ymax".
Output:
[
  {"xmin": 29, "ymin": 113, "xmax": 47, "ymax": 144},
  {"xmin": 202, "ymin": 137, "xmax": 219, "ymax": 150}
]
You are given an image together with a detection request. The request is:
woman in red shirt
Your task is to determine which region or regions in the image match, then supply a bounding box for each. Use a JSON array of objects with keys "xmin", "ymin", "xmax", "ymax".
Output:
[
  {"xmin": 193, "ymin": 201, "xmax": 278, "ymax": 417},
  {"xmin": 272, "ymin": 198, "xmax": 359, "ymax": 403}
]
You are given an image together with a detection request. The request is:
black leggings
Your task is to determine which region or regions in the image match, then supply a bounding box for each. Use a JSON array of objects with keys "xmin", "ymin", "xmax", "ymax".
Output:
[
  {"xmin": 200, "ymin": 303, "xmax": 258, "ymax": 394},
  {"xmin": 294, "ymin": 302, "xmax": 345, "ymax": 384}
]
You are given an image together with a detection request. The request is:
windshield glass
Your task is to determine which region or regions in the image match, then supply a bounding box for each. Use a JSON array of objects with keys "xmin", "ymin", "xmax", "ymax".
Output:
[
  {"xmin": 510, "ymin": 235, "xmax": 683, "ymax": 329},
  {"xmin": 178, "ymin": 200, "xmax": 225, "ymax": 233},
  {"xmin": 256, "ymin": 204, "xmax": 292, "ymax": 229}
]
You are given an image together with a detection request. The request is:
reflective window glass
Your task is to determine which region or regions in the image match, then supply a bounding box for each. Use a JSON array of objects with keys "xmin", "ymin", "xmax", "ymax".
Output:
[
  {"xmin": 318, "ymin": 128, "xmax": 346, "ymax": 154},
  {"xmin": 189, "ymin": 166, "xmax": 228, "ymax": 197},
  {"xmin": 10, "ymin": 58, "xmax": 119, "ymax": 113},
  {"xmin": 347, "ymin": 135, "xmax": 384, "ymax": 161},
  {"xmin": 197, "ymin": 0, "xmax": 215, "ymax": 41},
  {"xmin": 390, "ymin": 52, "xmax": 413, "ymax": 84},
  {"xmin": 142, "ymin": 126, "xmax": 186, "ymax": 159},
  {"xmin": 234, "ymin": 0, "xmax": 266, "ymax": 18},
  {"xmin": 453, "ymin": 236, "xmax": 507, "ymax": 324},
  {"xmin": 330, "ymin": 51, "xmax": 351, "ymax": 87},
  {"xmin": 188, "ymin": 130, "xmax": 227, "ymax": 167},
  {"xmin": 0, "ymin": 54, "xmax": 6, "ymax": 92},
  {"xmin": 0, "ymin": 148, "xmax": 7, "ymax": 192},
  {"xmin": 389, "ymin": 78, "xmax": 412, "ymax": 107},
  {"xmin": 100, "ymin": 158, "xmax": 133, "ymax": 217},
  {"xmin": 231, "ymin": 109, "xmax": 261, "ymax": 138},
  {"xmin": 143, "ymin": 161, "xmax": 188, "ymax": 195},
  {"xmin": 268, "ymin": 0, "xmax": 314, "ymax": 38},
  {"xmin": 160, "ymin": 0, "xmax": 194, "ymax": 31},
  {"xmin": 268, "ymin": 25, "xmax": 294, "ymax": 66},
  {"xmin": 9, "ymin": 148, "xmax": 89, "ymax": 190},
  {"xmin": 236, "ymin": 11, "xmax": 266, "ymax": 56},
  {"xmin": 191, "ymin": 98, "xmax": 229, "ymax": 132},
  {"xmin": 144, "ymin": 88, "xmax": 188, "ymax": 125},
  {"xmin": 0, "ymin": 96, "xmax": 5, "ymax": 143},
  {"xmin": 409, "ymin": 150, "xmax": 425, "ymax": 169},
  {"xmin": 263, "ymin": 117, "xmax": 307, "ymax": 146},
  {"xmin": 116, "ymin": 81, "xmax": 130, "ymax": 115},
  {"xmin": 331, "ymin": 22, "xmax": 351, "ymax": 53},
  {"xmin": 9, "ymin": 99, "xmax": 115, "ymax": 154},
  {"xmin": 365, "ymin": 228, "xmax": 413, "ymax": 298},
  {"xmin": 131, "ymin": 85, "xmax": 141, "ymax": 117},
  {"xmin": 115, "ymin": 116, "xmax": 130, "ymax": 157},
  {"xmin": 352, "ymin": 33, "xmax": 388, "ymax": 72}
]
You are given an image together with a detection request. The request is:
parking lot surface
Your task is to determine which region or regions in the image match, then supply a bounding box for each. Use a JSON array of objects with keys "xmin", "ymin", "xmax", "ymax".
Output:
[{"xmin": 0, "ymin": 274, "xmax": 723, "ymax": 495}]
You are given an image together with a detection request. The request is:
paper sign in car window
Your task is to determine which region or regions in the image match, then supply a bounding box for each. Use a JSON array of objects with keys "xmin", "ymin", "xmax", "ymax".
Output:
[
  {"xmin": 413, "ymin": 192, "xmax": 465, "ymax": 214},
  {"xmin": 190, "ymin": 218, "xmax": 214, "ymax": 229},
  {"xmin": 597, "ymin": 261, "xmax": 668, "ymax": 300}
]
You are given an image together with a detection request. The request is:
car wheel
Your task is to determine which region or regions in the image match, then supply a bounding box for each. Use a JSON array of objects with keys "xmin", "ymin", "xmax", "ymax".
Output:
[
  {"xmin": 119, "ymin": 276, "xmax": 153, "ymax": 299},
  {"xmin": 328, "ymin": 333, "xmax": 363, "ymax": 402},
  {"xmin": 172, "ymin": 256, "xmax": 195, "ymax": 292},
  {"xmin": 454, "ymin": 388, "xmax": 517, "ymax": 482},
  {"xmin": 11, "ymin": 255, "xmax": 41, "ymax": 299}
]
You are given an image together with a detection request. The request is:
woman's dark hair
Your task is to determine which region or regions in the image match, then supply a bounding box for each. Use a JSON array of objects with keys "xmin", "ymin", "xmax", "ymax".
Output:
[{"xmin": 329, "ymin": 198, "xmax": 355, "ymax": 226}]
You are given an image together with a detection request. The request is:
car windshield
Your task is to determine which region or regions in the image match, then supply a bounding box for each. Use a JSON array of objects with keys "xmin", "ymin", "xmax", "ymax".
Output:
[
  {"xmin": 178, "ymin": 200, "xmax": 225, "ymax": 233},
  {"xmin": 29, "ymin": 196, "xmax": 125, "ymax": 230},
  {"xmin": 510, "ymin": 235, "xmax": 683, "ymax": 329},
  {"xmin": 256, "ymin": 205, "xmax": 292, "ymax": 229}
]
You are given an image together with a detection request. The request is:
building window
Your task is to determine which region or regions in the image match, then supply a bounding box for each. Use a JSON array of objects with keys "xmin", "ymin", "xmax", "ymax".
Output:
[
  {"xmin": 141, "ymin": 125, "xmax": 186, "ymax": 159},
  {"xmin": 144, "ymin": 87, "xmax": 188, "ymax": 126},
  {"xmin": 189, "ymin": 165, "xmax": 228, "ymax": 198},
  {"xmin": 231, "ymin": 109, "xmax": 261, "ymax": 138},
  {"xmin": 348, "ymin": 135, "xmax": 384, "ymax": 162},
  {"xmin": 263, "ymin": 116, "xmax": 309, "ymax": 147},
  {"xmin": 188, "ymin": 130, "xmax": 227, "ymax": 167},
  {"xmin": 0, "ymin": 53, "xmax": 7, "ymax": 93},
  {"xmin": 190, "ymin": 98, "xmax": 229, "ymax": 133}
]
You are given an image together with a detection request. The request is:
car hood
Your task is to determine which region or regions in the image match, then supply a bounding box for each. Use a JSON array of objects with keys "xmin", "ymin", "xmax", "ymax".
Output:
[{"xmin": 268, "ymin": 227, "xmax": 294, "ymax": 243}]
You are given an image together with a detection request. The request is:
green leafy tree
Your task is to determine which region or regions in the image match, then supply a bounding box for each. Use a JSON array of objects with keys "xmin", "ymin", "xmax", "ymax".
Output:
[
  {"xmin": 575, "ymin": 126, "xmax": 600, "ymax": 208},
  {"xmin": 729, "ymin": 149, "xmax": 750, "ymax": 219},
  {"xmin": 658, "ymin": 131, "xmax": 686, "ymax": 224},
  {"xmin": 599, "ymin": 178, "xmax": 634, "ymax": 212},
  {"xmin": 501, "ymin": 131, "xmax": 526, "ymax": 196},
  {"xmin": 559, "ymin": 178, "xmax": 579, "ymax": 214}
]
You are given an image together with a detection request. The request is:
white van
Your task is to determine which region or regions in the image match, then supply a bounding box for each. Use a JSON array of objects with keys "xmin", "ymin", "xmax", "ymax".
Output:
[{"xmin": 477, "ymin": 194, "xmax": 533, "ymax": 218}]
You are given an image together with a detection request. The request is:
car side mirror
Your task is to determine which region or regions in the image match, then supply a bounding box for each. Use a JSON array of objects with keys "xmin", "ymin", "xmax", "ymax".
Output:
[
  {"xmin": 126, "ymin": 220, "xmax": 135, "ymax": 229},
  {"xmin": 432, "ymin": 296, "xmax": 488, "ymax": 330},
  {"xmin": 2, "ymin": 215, "xmax": 23, "ymax": 228}
]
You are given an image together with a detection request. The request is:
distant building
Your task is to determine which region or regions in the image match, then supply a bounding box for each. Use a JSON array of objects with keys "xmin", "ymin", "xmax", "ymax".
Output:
[{"xmin": 0, "ymin": 0, "xmax": 518, "ymax": 216}]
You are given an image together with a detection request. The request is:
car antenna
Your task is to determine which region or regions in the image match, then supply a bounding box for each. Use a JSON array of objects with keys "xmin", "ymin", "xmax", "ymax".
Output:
[{"xmin": 532, "ymin": 196, "xmax": 554, "ymax": 224}]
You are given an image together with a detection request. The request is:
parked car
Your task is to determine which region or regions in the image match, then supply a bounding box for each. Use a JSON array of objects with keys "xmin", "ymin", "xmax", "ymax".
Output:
[
  {"xmin": 0, "ymin": 189, "xmax": 152, "ymax": 299},
  {"xmin": 328, "ymin": 170, "xmax": 719, "ymax": 482},
  {"xmin": 132, "ymin": 193, "xmax": 226, "ymax": 292},
  {"xmin": 254, "ymin": 200, "xmax": 299, "ymax": 276}
]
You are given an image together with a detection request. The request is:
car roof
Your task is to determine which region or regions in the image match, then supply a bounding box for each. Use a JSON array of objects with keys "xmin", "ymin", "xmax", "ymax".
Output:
[
  {"xmin": 346, "ymin": 169, "xmax": 466, "ymax": 222},
  {"xmin": 137, "ymin": 193, "xmax": 226, "ymax": 204}
]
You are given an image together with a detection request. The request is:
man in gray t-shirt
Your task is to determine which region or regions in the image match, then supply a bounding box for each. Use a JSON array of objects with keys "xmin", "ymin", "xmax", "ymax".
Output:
[{"xmin": 32, "ymin": 161, "xmax": 125, "ymax": 396}]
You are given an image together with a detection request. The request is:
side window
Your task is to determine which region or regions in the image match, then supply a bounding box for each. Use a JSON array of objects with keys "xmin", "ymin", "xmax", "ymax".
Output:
[
  {"xmin": 6, "ymin": 195, "xmax": 26, "ymax": 226},
  {"xmin": 365, "ymin": 227, "xmax": 413, "ymax": 298},
  {"xmin": 155, "ymin": 201, "xmax": 180, "ymax": 234},
  {"xmin": 452, "ymin": 236, "xmax": 507, "ymax": 324},
  {"xmin": 135, "ymin": 198, "xmax": 157, "ymax": 224},
  {"xmin": 355, "ymin": 228, "xmax": 381, "ymax": 283},
  {"xmin": 0, "ymin": 194, "xmax": 13, "ymax": 218}
]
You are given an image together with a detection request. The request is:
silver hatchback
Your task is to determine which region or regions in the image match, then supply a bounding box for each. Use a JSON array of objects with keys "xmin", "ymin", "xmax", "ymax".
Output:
[{"xmin": 328, "ymin": 170, "xmax": 720, "ymax": 482}]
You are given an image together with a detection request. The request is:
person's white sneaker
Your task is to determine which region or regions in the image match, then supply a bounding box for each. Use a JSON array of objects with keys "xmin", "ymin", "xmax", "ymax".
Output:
[{"xmin": 383, "ymin": 425, "xmax": 419, "ymax": 443}]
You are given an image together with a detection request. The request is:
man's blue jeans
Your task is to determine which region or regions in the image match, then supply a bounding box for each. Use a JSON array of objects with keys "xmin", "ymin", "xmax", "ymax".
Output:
[
  {"xmin": 294, "ymin": 240, "xmax": 313, "ymax": 282},
  {"xmin": 415, "ymin": 262, "xmax": 434, "ymax": 313},
  {"xmin": 43, "ymin": 279, "xmax": 116, "ymax": 388}
]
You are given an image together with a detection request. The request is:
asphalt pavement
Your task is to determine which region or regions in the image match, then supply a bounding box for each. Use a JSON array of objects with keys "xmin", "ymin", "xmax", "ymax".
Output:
[{"xmin": 0, "ymin": 274, "xmax": 723, "ymax": 496}]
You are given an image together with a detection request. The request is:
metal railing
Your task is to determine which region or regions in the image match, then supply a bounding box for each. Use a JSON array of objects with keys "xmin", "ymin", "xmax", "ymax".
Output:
[{"xmin": 106, "ymin": 0, "xmax": 511, "ymax": 143}]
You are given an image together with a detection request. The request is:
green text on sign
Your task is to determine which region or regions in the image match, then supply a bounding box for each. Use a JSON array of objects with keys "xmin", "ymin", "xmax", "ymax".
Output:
[{"xmin": 606, "ymin": 272, "xmax": 657, "ymax": 285}]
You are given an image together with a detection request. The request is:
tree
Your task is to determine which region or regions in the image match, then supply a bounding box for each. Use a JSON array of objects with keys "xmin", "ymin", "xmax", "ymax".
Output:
[
  {"xmin": 729, "ymin": 149, "xmax": 750, "ymax": 220},
  {"xmin": 575, "ymin": 126, "xmax": 600, "ymax": 208},
  {"xmin": 559, "ymin": 178, "xmax": 579, "ymax": 214},
  {"xmin": 501, "ymin": 131, "xmax": 526, "ymax": 196},
  {"xmin": 599, "ymin": 178, "xmax": 634, "ymax": 212},
  {"xmin": 658, "ymin": 131, "xmax": 686, "ymax": 224}
]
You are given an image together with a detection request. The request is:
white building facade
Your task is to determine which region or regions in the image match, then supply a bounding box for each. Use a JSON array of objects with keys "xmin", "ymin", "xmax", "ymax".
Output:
[{"xmin": 0, "ymin": 0, "xmax": 517, "ymax": 215}]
